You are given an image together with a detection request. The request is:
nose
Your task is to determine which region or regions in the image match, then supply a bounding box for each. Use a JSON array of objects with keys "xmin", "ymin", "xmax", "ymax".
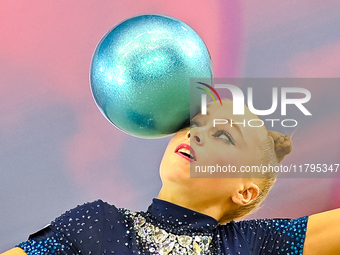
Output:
[
  {"xmin": 194, "ymin": 135, "xmax": 201, "ymax": 143},
  {"xmin": 186, "ymin": 129, "xmax": 203, "ymax": 144}
]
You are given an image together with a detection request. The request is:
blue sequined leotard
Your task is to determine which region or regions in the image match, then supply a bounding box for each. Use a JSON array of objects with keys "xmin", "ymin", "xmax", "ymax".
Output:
[{"xmin": 17, "ymin": 199, "xmax": 308, "ymax": 254}]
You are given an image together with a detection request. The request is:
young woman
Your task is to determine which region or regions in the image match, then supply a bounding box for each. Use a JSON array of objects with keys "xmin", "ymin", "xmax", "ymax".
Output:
[{"xmin": 3, "ymin": 100, "xmax": 340, "ymax": 255}]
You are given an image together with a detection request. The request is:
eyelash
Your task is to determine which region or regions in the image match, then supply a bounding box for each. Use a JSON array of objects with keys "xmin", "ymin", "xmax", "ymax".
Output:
[
  {"xmin": 190, "ymin": 120, "xmax": 235, "ymax": 145},
  {"xmin": 212, "ymin": 129, "xmax": 235, "ymax": 145},
  {"xmin": 190, "ymin": 120, "xmax": 200, "ymax": 128}
]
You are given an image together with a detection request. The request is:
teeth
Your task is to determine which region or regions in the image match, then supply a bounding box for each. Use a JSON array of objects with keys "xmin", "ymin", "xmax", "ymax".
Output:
[
  {"xmin": 178, "ymin": 148, "xmax": 193, "ymax": 159},
  {"xmin": 178, "ymin": 148, "xmax": 190, "ymax": 154}
]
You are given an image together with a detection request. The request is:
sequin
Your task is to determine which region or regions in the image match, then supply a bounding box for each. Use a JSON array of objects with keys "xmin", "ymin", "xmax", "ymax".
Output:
[
  {"xmin": 16, "ymin": 199, "xmax": 308, "ymax": 255},
  {"xmin": 125, "ymin": 210, "xmax": 213, "ymax": 254},
  {"xmin": 17, "ymin": 233, "xmax": 71, "ymax": 255}
]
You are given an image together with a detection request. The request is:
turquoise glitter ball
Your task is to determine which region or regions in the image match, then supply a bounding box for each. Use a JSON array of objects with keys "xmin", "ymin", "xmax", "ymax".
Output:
[{"xmin": 90, "ymin": 14, "xmax": 213, "ymax": 138}]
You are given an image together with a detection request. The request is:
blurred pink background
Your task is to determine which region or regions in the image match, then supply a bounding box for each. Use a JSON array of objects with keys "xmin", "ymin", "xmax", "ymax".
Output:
[{"xmin": 1, "ymin": 0, "xmax": 340, "ymax": 250}]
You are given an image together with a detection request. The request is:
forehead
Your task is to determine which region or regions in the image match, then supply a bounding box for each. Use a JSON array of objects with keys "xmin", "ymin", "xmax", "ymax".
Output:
[{"xmin": 207, "ymin": 100, "xmax": 256, "ymax": 120}]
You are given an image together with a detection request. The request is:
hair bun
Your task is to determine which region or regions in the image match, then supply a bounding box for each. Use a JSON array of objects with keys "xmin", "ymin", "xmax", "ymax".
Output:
[{"xmin": 268, "ymin": 130, "xmax": 292, "ymax": 163}]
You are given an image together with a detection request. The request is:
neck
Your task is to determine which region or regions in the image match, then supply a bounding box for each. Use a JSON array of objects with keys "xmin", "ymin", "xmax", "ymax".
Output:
[{"xmin": 157, "ymin": 186, "xmax": 236, "ymax": 224}]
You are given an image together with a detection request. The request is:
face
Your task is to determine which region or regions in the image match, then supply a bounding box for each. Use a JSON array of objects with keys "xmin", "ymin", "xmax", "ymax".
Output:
[{"xmin": 159, "ymin": 100, "xmax": 268, "ymax": 201}]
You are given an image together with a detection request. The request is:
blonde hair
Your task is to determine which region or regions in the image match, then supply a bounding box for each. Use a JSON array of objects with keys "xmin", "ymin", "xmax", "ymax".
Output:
[{"xmin": 226, "ymin": 130, "xmax": 293, "ymax": 219}]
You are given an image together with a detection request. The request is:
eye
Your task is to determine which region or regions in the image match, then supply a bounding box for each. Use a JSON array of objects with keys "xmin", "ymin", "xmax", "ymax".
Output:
[
  {"xmin": 190, "ymin": 120, "xmax": 200, "ymax": 128},
  {"xmin": 212, "ymin": 129, "xmax": 235, "ymax": 145}
]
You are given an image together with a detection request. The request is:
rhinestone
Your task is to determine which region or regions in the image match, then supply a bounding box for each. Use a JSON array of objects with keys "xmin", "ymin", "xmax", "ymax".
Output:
[
  {"xmin": 177, "ymin": 235, "xmax": 192, "ymax": 247},
  {"xmin": 158, "ymin": 241, "xmax": 175, "ymax": 255}
]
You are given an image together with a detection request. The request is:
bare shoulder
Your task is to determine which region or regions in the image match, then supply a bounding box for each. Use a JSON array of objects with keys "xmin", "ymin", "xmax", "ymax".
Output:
[
  {"xmin": 1, "ymin": 248, "xmax": 26, "ymax": 255},
  {"xmin": 303, "ymin": 208, "xmax": 340, "ymax": 255}
]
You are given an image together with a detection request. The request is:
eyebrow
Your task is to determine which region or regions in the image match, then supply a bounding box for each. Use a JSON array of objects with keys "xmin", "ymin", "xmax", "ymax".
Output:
[{"xmin": 193, "ymin": 112, "xmax": 244, "ymax": 140}]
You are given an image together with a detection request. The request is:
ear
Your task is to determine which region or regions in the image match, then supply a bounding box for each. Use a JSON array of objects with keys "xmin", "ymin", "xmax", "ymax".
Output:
[{"xmin": 231, "ymin": 183, "xmax": 259, "ymax": 206}]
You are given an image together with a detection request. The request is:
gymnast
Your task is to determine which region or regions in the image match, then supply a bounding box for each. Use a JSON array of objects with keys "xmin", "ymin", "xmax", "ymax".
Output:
[{"xmin": 2, "ymin": 99, "xmax": 340, "ymax": 255}]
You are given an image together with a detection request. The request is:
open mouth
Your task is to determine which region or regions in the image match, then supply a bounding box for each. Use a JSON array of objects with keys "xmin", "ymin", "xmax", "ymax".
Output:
[{"xmin": 175, "ymin": 144, "xmax": 197, "ymax": 162}]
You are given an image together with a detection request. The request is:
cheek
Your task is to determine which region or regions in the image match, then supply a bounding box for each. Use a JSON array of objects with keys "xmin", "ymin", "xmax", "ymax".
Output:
[
  {"xmin": 162, "ymin": 134, "xmax": 181, "ymax": 160},
  {"xmin": 211, "ymin": 149, "xmax": 241, "ymax": 165},
  {"xmin": 160, "ymin": 143, "xmax": 191, "ymax": 181},
  {"xmin": 160, "ymin": 139, "xmax": 177, "ymax": 171},
  {"xmin": 160, "ymin": 145, "xmax": 177, "ymax": 171}
]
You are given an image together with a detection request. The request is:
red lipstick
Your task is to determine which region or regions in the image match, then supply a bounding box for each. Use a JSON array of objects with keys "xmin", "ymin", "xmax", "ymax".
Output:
[{"xmin": 174, "ymin": 143, "xmax": 197, "ymax": 162}]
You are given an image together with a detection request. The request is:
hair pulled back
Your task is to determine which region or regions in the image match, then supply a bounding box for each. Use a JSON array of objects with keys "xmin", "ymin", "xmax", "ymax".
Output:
[{"xmin": 227, "ymin": 130, "xmax": 293, "ymax": 220}]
